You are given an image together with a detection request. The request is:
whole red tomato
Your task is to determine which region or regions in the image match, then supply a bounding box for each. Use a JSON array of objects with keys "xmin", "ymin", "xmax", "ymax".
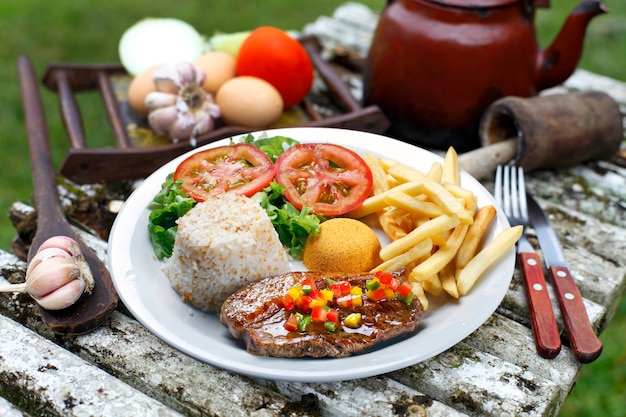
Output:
[{"xmin": 236, "ymin": 26, "xmax": 314, "ymax": 108}]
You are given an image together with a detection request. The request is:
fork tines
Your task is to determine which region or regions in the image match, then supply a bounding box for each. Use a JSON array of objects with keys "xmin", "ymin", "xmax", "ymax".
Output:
[{"xmin": 495, "ymin": 165, "xmax": 527, "ymax": 220}]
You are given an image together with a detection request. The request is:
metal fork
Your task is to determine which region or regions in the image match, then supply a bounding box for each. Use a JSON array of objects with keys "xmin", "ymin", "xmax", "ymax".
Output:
[{"xmin": 495, "ymin": 165, "xmax": 562, "ymax": 358}]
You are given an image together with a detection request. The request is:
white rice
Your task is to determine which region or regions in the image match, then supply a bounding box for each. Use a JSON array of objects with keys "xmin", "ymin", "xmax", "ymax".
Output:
[{"xmin": 162, "ymin": 192, "xmax": 291, "ymax": 311}]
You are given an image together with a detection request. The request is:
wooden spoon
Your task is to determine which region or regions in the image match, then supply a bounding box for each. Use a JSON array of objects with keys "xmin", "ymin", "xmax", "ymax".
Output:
[{"xmin": 17, "ymin": 55, "xmax": 118, "ymax": 335}]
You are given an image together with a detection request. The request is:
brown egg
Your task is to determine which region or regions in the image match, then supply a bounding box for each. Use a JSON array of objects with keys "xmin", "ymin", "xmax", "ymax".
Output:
[
  {"xmin": 127, "ymin": 65, "xmax": 159, "ymax": 116},
  {"xmin": 215, "ymin": 76, "xmax": 283, "ymax": 128},
  {"xmin": 194, "ymin": 51, "xmax": 236, "ymax": 94}
]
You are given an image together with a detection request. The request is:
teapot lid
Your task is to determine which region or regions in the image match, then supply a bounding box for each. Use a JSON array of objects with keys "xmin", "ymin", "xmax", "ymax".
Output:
[{"xmin": 427, "ymin": 0, "xmax": 522, "ymax": 7}]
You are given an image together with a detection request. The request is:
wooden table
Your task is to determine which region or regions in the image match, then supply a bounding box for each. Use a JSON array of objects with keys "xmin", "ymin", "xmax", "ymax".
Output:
[{"xmin": 1, "ymin": 3, "xmax": 625, "ymax": 416}]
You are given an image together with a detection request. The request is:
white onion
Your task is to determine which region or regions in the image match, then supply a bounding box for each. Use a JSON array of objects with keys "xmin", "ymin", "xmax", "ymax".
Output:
[{"xmin": 119, "ymin": 18, "xmax": 205, "ymax": 76}]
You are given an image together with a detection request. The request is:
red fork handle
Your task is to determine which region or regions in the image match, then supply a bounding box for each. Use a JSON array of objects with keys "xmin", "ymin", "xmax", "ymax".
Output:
[
  {"xmin": 548, "ymin": 265, "xmax": 603, "ymax": 363},
  {"xmin": 519, "ymin": 252, "xmax": 562, "ymax": 358}
]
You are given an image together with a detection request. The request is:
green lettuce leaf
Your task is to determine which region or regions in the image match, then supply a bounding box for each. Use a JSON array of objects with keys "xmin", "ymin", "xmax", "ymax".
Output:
[
  {"xmin": 252, "ymin": 181, "xmax": 324, "ymax": 259},
  {"xmin": 147, "ymin": 173, "xmax": 196, "ymax": 260}
]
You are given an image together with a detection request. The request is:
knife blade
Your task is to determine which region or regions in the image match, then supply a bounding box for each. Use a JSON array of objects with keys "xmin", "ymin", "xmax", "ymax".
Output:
[{"xmin": 526, "ymin": 195, "xmax": 603, "ymax": 363}]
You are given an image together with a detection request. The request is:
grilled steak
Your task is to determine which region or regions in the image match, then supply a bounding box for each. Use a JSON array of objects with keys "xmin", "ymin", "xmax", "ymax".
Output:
[{"xmin": 219, "ymin": 270, "xmax": 423, "ymax": 358}]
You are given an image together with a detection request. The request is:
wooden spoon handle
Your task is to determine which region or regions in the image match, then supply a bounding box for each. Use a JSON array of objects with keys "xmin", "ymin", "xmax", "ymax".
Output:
[
  {"xmin": 17, "ymin": 57, "xmax": 68, "ymax": 258},
  {"xmin": 17, "ymin": 55, "xmax": 118, "ymax": 335}
]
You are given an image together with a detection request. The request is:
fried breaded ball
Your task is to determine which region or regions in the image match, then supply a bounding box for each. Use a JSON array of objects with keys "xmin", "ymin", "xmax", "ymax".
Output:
[{"xmin": 302, "ymin": 218, "xmax": 382, "ymax": 273}]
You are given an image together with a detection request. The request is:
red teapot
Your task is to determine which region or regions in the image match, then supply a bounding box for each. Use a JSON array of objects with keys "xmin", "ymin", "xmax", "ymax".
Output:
[{"xmin": 363, "ymin": 0, "xmax": 608, "ymax": 151}]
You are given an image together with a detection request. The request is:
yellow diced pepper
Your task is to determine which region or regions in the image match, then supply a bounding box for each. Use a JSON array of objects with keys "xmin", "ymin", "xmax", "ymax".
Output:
[
  {"xmin": 287, "ymin": 286, "xmax": 303, "ymax": 301},
  {"xmin": 344, "ymin": 313, "xmax": 362, "ymax": 328},
  {"xmin": 309, "ymin": 298, "xmax": 327, "ymax": 308},
  {"xmin": 350, "ymin": 286, "xmax": 363, "ymax": 296},
  {"xmin": 320, "ymin": 289, "xmax": 334, "ymax": 302}
]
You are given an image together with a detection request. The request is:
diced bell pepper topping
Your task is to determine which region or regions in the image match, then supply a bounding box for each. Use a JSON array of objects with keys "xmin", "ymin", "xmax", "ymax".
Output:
[
  {"xmin": 282, "ymin": 275, "xmax": 414, "ymax": 333},
  {"xmin": 344, "ymin": 313, "xmax": 362, "ymax": 328}
]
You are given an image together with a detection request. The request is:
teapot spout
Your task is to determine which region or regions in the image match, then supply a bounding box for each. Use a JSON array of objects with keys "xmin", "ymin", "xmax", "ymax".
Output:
[{"xmin": 536, "ymin": 0, "xmax": 608, "ymax": 90}]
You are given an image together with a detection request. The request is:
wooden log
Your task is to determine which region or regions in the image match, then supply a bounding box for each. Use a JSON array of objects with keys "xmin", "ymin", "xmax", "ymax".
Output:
[
  {"xmin": 0, "ymin": 314, "xmax": 184, "ymax": 417},
  {"xmin": 388, "ymin": 343, "xmax": 562, "ymax": 416}
]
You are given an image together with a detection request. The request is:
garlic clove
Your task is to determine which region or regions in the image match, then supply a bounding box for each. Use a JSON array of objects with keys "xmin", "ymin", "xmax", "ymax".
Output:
[
  {"xmin": 33, "ymin": 279, "xmax": 86, "ymax": 311},
  {"xmin": 148, "ymin": 106, "xmax": 179, "ymax": 135},
  {"xmin": 190, "ymin": 112, "xmax": 214, "ymax": 138},
  {"xmin": 145, "ymin": 91, "xmax": 177, "ymax": 111},
  {"xmin": 26, "ymin": 246, "xmax": 73, "ymax": 279},
  {"xmin": 38, "ymin": 236, "xmax": 78, "ymax": 255},
  {"xmin": 26, "ymin": 257, "xmax": 80, "ymax": 299},
  {"xmin": 152, "ymin": 64, "xmax": 180, "ymax": 94}
]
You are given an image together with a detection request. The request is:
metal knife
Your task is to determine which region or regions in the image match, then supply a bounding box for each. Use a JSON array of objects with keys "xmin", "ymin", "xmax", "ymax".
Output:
[{"xmin": 526, "ymin": 195, "xmax": 603, "ymax": 363}]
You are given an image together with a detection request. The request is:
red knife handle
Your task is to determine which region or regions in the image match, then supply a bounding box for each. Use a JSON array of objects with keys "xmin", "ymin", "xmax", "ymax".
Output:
[
  {"xmin": 548, "ymin": 265, "xmax": 603, "ymax": 363},
  {"xmin": 518, "ymin": 252, "xmax": 562, "ymax": 358}
]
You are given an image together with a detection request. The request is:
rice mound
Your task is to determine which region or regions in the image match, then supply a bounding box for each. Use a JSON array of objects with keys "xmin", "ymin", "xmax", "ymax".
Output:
[{"xmin": 162, "ymin": 192, "xmax": 291, "ymax": 311}]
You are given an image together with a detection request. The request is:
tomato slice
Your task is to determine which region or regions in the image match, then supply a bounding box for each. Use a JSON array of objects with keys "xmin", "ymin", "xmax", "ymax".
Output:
[
  {"xmin": 174, "ymin": 143, "xmax": 275, "ymax": 201},
  {"xmin": 274, "ymin": 143, "xmax": 373, "ymax": 216}
]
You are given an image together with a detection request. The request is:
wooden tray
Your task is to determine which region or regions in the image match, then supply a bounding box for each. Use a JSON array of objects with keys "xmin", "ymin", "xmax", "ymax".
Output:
[{"xmin": 39, "ymin": 35, "xmax": 389, "ymax": 184}]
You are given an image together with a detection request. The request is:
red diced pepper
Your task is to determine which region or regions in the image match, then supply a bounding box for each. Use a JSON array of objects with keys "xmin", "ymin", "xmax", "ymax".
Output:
[
  {"xmin": 329, "ymin": 281, "xmax": 351, "ymax": 298},
  {"xmin": 337, "ymin": 294, "xmax": 353, "ymax": 308},
  {"xmin": 282, "ymin": 294, "xmax": 296, "ymax": 310},
  {"xmin": 284, "ymin": 313, "xmax": 300, "ymax": 332},
  {"xmin": 397, "ymin": 281, "xmax": 413, "ymax": 298},
  {"xmin": 375, "ymin": 271, "xmax": 394, "ymax": 286},
  {"xmin": 388, "ymin": 277, "xmax": 401, "ymax": 291},
  {"xmin": 311, "ymin": 305, "xmax": 328, "ymax": 322},
  {"xmin": 398, "ymin": 292, "xmax": 415, "ymax": 305},
  {"xmin": 296, "ymin": 295, "xmax": 313, "ymax": 312},
  {"xmin": 326, "ymin": 308, "xmax": 339, "ymax": 323},
  {"xmin": 309, "ymin": 289, "xmax": 323, "ymax": 300},
  {"xmin": 301, "ymin": 278, "xmax": 316, "ymax": 295},
  {"xmin": 368, "ymin": 287, "xmax": 388, "ymax": 301}
]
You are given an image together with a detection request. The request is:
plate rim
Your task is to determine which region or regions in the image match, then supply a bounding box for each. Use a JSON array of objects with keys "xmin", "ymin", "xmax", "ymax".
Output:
[{"xmin": 107, "ymin": 126, "xmax": 514, "ymax": 382}]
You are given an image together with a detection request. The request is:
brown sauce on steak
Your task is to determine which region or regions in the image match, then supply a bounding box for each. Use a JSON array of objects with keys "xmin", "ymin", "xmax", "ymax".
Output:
[{"xmin": 219, "ymin": 270, "xmax": 423, "ymax": 358}]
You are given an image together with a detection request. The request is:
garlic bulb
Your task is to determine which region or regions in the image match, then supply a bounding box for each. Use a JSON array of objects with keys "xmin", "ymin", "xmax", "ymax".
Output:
[
  {"xmin": 0, "ymin": 236, "xmax": 95, "ymax": 310},
  {"xmin": 145, "ymin": 62, "xmax": 221, "ymax": 142}
]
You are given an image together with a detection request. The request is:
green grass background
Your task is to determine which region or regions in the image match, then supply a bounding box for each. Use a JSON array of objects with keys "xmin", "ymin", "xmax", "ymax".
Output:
[{"xmin": 0, "ymin": 1, "xmax": 624, "ymax": 415}]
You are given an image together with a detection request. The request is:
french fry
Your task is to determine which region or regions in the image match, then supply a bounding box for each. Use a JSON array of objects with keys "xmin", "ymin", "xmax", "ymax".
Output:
[
  {"xmin": 348, "ymin": 181, "xmax": 425, "ymax": 219},
  {"xmin": 379, "ymin": 209, "xmax": 408, "ymax": 241},
  {"xmin": 380, "ymin": 214, "xmax": 460, "ymax": 261},
  {"xmin": 456, "ymin": 225, "xmax": 523, "ymax": 296},
  {"xmin": 379, "ymin": 158, "xmax": 400, "ymax": 172},
  {"xmin": 443, "ymin": 147, "xmax": 461, "ymax": 186},
  {"xmin": 371, "ymin": 238, "xmax": 433, "ymax": 272},
  {"xmin": 409, "ymin": 224, "xmax": 469, "ymax": 282},
  {"xmin": 387, "ymin": 162, "xmax": 431, "ymax": 184},
  {"xmin": 444, "ymin": 182, "xmax": 477, "ymax": 214},
  {"xmin": 384, "ymin": 192, "xmax": 444, "ymax": 218},
  {"xmin": 422, "ymin": 274, "xmax": 443, "ymax": 296},
  {"xmin": 456, "ymin": 205, "xmax": 497, "ymax": 269},
  {"xmin": 440, "ymin": 260, "xmax": 459, "ymax": 298},
  {"xmin": 363, "ymin": 153, "xmax": 410, "ymax": 241},
  {"xmin": 363, "ymin": 152, "xmax": 389, "ymax": 195},
  {"xmin": 430, "ymin": 233, "xmax": 448, "ymax": 248},
  {"xmin": 427, "ymin": 162, "xmax": 443, "ymax": 182},
  {"xmin": 411, "ymin": 282, "xmax": 429, "ymax": 311},
  {"xmin": 422, "ymin": 182, "xmax": 473, "ymax": 224}
]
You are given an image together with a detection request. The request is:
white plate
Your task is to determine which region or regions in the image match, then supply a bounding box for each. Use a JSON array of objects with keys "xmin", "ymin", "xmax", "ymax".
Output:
[{"xmin": 108, "ymin": 127, "xmax": 514, "ymax": 382}]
